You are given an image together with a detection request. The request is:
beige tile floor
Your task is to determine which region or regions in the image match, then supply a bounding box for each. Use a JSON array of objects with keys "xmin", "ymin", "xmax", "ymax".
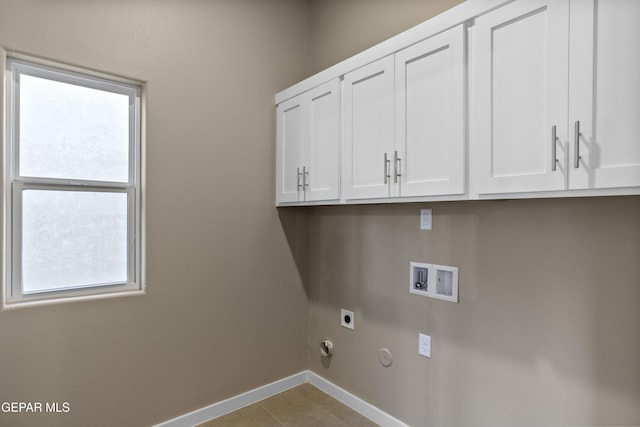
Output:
[{"xmin": 198, "ymin": 383, "xmax": 379, "ymax": 426}]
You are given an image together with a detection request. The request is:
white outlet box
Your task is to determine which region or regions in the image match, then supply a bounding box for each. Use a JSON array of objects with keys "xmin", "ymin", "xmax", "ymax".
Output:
[
  {"xmin": 341, "ymin": 309, "xmax": 354, "ymax": 330},
  {"xmin": 409, "ymin": 262, "xmax": 459, "ymax": 303},
  {"xmin": 419, "ymin": 333, "xmax": 431, "ymax": 358}
]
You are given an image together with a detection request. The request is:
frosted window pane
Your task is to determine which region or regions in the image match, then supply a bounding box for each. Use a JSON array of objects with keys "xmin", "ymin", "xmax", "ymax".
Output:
[
  {"xmin": 19, "ymin": 74, "xmax": 130, "ymax": 182},
  {"xmin": 22, "ymin": 190, "xmax": 128, "ymax": 293}
]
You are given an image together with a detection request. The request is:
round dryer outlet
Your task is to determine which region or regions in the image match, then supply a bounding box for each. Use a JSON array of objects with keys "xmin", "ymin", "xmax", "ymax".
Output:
[
  {"xmin": 340, "ymin": 309, "xmax": 354, "ymax": 330},
  {"xmin": 378, "ymin": 348, "xmax": 393, "ymax": 367}
]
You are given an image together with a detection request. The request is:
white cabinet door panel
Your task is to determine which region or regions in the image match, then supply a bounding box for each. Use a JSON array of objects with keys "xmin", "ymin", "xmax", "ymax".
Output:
[
  {"xmin": 569, "ymin": 0, "xmax": 640, "ymax": 189},
  {"xmin": 396, "ymin": 24, "xmax": 465, "ymax": 197},
  {"xmin": 472, "ymin": 0, "xmax": 569, "ymax": 194},
  {"xmin": 342, "ymin": 56, "xmax": 395, "ymax": 200},
  {"xmin": 306, "ymin": 79, "xmax": 340, "ymax": 201},
  {"xmin": 276, "ymin": 97, "xmax": 305, "ymax": 203}
]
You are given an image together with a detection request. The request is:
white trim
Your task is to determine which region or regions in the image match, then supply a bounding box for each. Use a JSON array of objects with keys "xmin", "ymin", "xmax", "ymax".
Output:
[
  {"xmin": 306, "ymin": 371, "xmax": 410, "ymax": 427},
  {"xmin": 1, "ymin": 46, "xmax": 8, "ymax": 310},
  {"xmin": 470, "ymin": 186, "xmax": 640, "ymax": 200},
  {"xmin": 276, "ymin": 186, "xmax": 640, "ymax": 207},
  {"xmin": 153, "ymin": 372, "xmax": 307, "ymax": 427},
  {"xmin": 154, "ymin": 370, "xmax": 409, "ymax": 427},
  {"xmin": 3, "ymin": 48, "xmax": 143, "ymax": 88},
  {"xmin": 1, "ymin": 289, "xmax": 145, "ymax": 310}
]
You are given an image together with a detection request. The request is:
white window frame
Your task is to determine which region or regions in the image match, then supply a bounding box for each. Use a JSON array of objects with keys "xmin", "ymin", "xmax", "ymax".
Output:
[{"xmin": 2, "ymin": 50, "xmax": 144, "ymax": 307}]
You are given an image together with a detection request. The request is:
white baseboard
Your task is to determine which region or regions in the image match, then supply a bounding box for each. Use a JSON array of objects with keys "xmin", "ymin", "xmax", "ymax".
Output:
[
  {"xmin": 306, "ymin": 371, "xmax": 409, "ymax": 427},
  {"xmin": 154, "ymin": 370, "xmax": 408, "ymax": 427},
  {"xmin": 153, "ymin": 371, "xmax": 307, "ymax": 427}
]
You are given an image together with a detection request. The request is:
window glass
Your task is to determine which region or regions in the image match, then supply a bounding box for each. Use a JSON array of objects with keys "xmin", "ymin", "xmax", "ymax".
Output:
[
  {"xmin": 19, "ymin": 74, "xmax": 130, "ymax": 182},
  {"xmin": 21, "ymin": 190, "xmax": 128, "ymax": 293}
]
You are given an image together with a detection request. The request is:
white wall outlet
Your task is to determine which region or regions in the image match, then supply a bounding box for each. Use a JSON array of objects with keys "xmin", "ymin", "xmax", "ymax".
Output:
[
  {"xmin": 420, "ymin": 209, "xmax": 432, "ymax": 230},
  {"xmin": 341, "ymin": 309, "xmax": 354, "ymax": 330},
  {"xmin": 419, "ymin": 333, "xmax": 431, "ymax": 358}
]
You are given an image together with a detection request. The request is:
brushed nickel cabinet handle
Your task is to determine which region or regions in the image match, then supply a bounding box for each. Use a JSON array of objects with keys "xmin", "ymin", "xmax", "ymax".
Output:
[
  {"xmin": 574, "ymin": 120, "xmax": 581, "ymax": 169},
  {"xmin": 297, "ymin": 167, "xmax": 302, "ymax": 191},
  {"xmin": 394, "ymin": 150, "xmax": 402, "ymax": 183},
  {"xmin": 551, "ymin": 125, "xmax": 558, "ymax": 172},
  {"xmin": 384, "ymin": 153, "xmax": 391, "ymax": 184},
  {"xmin": 303, "ymin": 166, "xmax": 309, "ymax": 191}
]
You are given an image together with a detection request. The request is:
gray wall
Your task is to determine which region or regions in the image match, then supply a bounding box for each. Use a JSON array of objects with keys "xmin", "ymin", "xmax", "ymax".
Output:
[
  {"xmin": 305, "ymin": 1, "xmax": 640, "ymax": 426},
  {"xmin": 306, "ymin": 198, "xmax": 640, "ymax": 426},
  {"xmin": 308, "ymin": 0, "xmax": 463, "ymax": 73},
  {"xmin": 0, "ymin": 1, "xmax": 310, "ymax": 426}
]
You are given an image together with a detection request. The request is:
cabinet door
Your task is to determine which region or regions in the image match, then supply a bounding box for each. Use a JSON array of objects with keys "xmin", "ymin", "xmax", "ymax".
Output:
[
  {"xmin": 276, "ymin": 95, "xmax": 305, "ymax": 204},
  {"xmin": 471, "ymin": 0, "xmax": 569, "ymax": 194},
  {"xmin": 305, "ymin": 79, "xmax": 340, "ymax": 202},
  {"xmin": 569, "ymin": 0, "xmax": 640, "ymax": 189},
  {"xmin": 342, "ymin": 56, "xmax": 395, "ymax": 200},
  {"xmin": 395, "ymin": 24, "xmax": 465, "ymax": 198}
]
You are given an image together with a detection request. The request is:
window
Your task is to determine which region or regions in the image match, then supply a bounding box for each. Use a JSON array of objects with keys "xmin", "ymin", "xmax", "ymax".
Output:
[{"xmin": 3, "ymin": 53, "xmax": 143, "ymax": 306}]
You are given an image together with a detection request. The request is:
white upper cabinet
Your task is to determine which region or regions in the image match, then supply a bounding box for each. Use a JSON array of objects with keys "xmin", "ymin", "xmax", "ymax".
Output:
[
  {"xmin": 276, "ymin": 0, "xmax": 640, "ymax": 206},
  {"xmin": 306, "ymin": 80, "xmax": 341, "ymax": 201},
  {"xmin": 342, "ymin": 56, "xmax": 395, "ymax": 200},
  {"xmin": 342, "ymin": 24, "xmax": 466, "ymax": 201},
  {"xmin": 276, "ymin": 79, "xmax": 340, "ymax": 205},
  {"xmin": 395, "ymin": 24, "xmax": 466, "ymax": 197},
  {"xmin": 471, "ymin": 0, "xmax": 569, "ymax": 195},
  {"xmin": 471, "ymin": 0, "xmax": 640, "ymax": 196},
  {"xmin": 568, "ymin": 0, "xmax": 640, "ymax": 190},
  {"xmin": 276, "ymin": 96, "xmax": 305, "ymax": 204}
]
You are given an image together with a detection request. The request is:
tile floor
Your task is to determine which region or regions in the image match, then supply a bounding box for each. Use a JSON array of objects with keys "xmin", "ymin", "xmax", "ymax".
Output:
[{"xmin": 198, "ymin": 383, "xmax": 379, "ymax": 426}]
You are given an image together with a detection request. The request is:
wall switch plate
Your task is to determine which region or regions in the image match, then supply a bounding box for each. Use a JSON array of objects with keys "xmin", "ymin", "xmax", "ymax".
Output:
[
  {"xmin": 419, "ymin": 333, "xmax": 431, "ymax": 358},
  {"xmin": 420, "ymin": 209, "xmax": 432, "ymax": 230},
  {"xmin": 341, "ymin": 309, "xmax": 354, "ymax": 330}
]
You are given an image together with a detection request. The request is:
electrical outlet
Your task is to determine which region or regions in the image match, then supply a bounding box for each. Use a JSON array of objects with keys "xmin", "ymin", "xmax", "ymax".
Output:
[
  {"xmin": 419, "ymin": 333, "xmax": 431, "ymax": 358},
  {"xmin": 341, "ymin": 309, "xmax": 354, "ymax": 330}
]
